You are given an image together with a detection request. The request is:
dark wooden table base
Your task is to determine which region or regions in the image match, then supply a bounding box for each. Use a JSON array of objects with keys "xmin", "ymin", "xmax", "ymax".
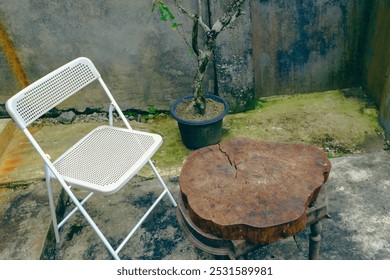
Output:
[
  {"xmin": 177, "ymin": 138, "xmax": 331, "ymax": 259},
  {"xmin": 177, "ymin": 184, "xmax": 328, "ymax": 260}
]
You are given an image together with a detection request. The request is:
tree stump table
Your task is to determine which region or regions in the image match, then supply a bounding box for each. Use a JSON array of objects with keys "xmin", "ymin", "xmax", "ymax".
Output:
[{"xmin": 177, "ymin": 138, "xmax": 331, "ymax": 259}]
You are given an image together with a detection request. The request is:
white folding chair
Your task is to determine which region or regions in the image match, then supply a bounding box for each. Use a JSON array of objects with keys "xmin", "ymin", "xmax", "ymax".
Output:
[{"xmin": 5, "ymin": 57, "xmax": 177, "ymax": 259}]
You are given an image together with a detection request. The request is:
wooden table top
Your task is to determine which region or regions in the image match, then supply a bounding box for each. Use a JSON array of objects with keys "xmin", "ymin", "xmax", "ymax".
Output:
[{"xmin": 179, "ymin": 138, "xmax": 331, "ymax": 244}]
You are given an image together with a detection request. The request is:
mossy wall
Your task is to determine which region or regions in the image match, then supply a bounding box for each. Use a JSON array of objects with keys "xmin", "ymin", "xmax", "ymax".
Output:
[
  {"xmin": 363, "ymin": 0, "xmax": 390, "ymax": 138},
  {"xmin": 210, "ymin": 1, "xmax": 256, "ymax": 113},
  {"xmin": 251, "ymin": 0, "xmax": 372, "ymax": 97},
  {"xmin": 0, "ymin": 0, "xmax": 389, "ymax": 131}
]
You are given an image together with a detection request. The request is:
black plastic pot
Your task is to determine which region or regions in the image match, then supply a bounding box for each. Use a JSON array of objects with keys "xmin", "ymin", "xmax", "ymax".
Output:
[{"xmin": 170, "ymin": 94, "xmax": 229, "ymax": 149}]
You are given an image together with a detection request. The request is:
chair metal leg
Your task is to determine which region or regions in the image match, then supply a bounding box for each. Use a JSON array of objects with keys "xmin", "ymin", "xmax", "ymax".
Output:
[
  {"xmin": 148, "ymin": 160, "xmax": 177, "ymax": 207},
  {"xmin": 44, "ymin": 159, "xmax": 176, "ymax": 260},
  {"xmin": 108, "ymin": 103, "xmax": 115, "ymax": 126},
  {"xmin": 114, "ymin": 161, "xmax": 177, "ymax": 255},
  {"xmin": 44, "ymin": 159, "xmax": 60, "ymax": 244},
  {"xmin": 57, "ymin": 192, "xmax": 94, "ymax": 228},
  {"xmin": 115, "ymin": 188, "xmax": 169, "ymax": 254},
  {"xmin": 61, "ymin": 185, "xmax": 121, "ymax": 260}
]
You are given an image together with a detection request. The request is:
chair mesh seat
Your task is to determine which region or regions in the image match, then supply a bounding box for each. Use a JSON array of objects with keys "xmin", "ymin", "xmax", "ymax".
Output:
[{"xmin": 53, "ymin": 126, "xmax": 161, "ymax": 194}]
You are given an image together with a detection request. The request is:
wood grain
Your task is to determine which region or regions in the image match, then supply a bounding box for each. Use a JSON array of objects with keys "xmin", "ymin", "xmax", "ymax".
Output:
[{"xmin": 179, "ymin": 138, "xmax": 331, "ymax": 244}]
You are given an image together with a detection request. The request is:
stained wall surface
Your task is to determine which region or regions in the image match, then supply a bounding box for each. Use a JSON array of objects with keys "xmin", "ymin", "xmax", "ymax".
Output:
[
  {"xmin": 0, "ymin": 0, "xmax": 197, "ymax": 112},
  {"xmin": 364, "ymin": 0, "xmax": 390, "ymax": 138},
  {"xmin": 251, "ymin": 0, "xmax": 372, "ymax": 97},
  {"xmin": 0, "ymin": 0, "xmax": 389, "ymax": 136}
]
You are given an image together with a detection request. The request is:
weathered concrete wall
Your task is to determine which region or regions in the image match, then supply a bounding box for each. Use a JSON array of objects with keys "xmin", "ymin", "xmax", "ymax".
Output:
[
  {"xmin": 0, "ymin": 38, "xmax": 18, "ymax": 98},
  {"xmin": 364, "ymin": 0, "xmax": 390, "ymax": 138},
  {"xmin": 1, "ymin": 0, "xmax": 390, "ymax": 129},
  {"xmin": 0, "ymin": 43, "xmax": 18, "ymax": 117},
  {"xmin": 252, "ymin": 0, "xmax": 372, "ymax": 97},
  {"xmin": 380, "ymin": 73, "xmax": 390, "ymax": 139},
  {"xmin": 210, "ymin": 1, "xmax": 256, "ymax": 112},
  {"xmin": 0, "ymin": 0, "xmax": 197, "ymax": 112},
  {"xmin": 0, "ymin": 0, "xmax": 258, "ymax": 114}
]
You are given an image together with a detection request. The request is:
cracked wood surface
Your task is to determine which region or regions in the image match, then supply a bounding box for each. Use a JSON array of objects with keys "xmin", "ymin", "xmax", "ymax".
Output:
[{"xmin": 179, "ymin": 138, "xmax": 331, "ymax": 244}]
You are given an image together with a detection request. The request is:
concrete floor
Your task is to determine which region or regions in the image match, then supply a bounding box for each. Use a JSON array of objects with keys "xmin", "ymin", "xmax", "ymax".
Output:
[
  {"xmin": 40, "ymin": 151, "xmax": 390, "ymax": 260},
  {"xmin": 1, "ymin": 120, "xmax": 390, "ymax": 260},
  {"xmin": 0, "ymin": 90, "xmax": 389, "ymax": 260}
]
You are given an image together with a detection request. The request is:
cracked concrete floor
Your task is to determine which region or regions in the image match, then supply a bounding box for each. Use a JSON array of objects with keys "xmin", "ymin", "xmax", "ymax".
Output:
[{"xmin": 38, "ymin": 150, "xmax": 390, "ymax": 260}]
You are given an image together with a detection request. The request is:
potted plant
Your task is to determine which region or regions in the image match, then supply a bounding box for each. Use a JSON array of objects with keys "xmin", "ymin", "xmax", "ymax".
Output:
[{"xmin": 152, "ymin": 0, "xmax": 247, "ymax": 149}]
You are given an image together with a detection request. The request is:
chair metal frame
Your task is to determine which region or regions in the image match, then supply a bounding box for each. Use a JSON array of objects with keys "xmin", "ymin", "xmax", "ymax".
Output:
[{"xmin": 6, "ymin": 57, "xmax": 177, "ymax": 259}]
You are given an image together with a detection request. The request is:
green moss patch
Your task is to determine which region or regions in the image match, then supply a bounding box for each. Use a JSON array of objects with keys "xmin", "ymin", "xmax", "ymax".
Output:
[{"xmin": 143, "ymin": 90, "xmax": 386, "ymax": 177}]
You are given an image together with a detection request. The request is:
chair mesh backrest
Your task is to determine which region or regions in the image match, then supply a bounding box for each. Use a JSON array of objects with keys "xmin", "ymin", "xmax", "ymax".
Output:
[{"xmin": 6, "ymin": 57, "xmax": 100, "ymax": 128}]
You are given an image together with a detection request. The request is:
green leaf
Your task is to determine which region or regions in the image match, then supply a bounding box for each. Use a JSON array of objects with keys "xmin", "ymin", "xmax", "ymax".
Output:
[
  {"xmin": 171, "ymin": 22, "xmax": 178, "ymax": 29},
  {"xmin": 152, "ymin": 1, "xmax": 179, "ymax": 30},
  {"xmin": 159, "ymin": 5, "xmax": 168, "ymax": 21},
  {"xmin": 163, "ymin": 4, "xmax": 175, "ymax": 20}
]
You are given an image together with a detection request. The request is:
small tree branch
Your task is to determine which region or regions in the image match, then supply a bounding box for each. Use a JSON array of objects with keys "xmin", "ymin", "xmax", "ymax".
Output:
[
  {"xmin": 198, "ymin": 17, "xmax": 211, "ymax": 33},
  {"xmin": 176, "ymin": 25, "xmax": 194, "ymax": 54},
  {"xmin": 211, "ymin": 0, "xmax": 246, "ymax": 36},
  {"xmin": 192, "ymin": 15, "xmax": 201, "ymax": 56},
  {"xmin": 153, "ymin": 0, "xmax": 248, "ymax": 115},
  {"xmin": 174, "ymin": 0, "xmax": 211, "ymax": 33},
  {"xmin": 198, "ymin": 0, "xmax": 202, "ymax": 20},
  {"xmin": 174, "ymin": 0, "xmax": 195, "ymax": 19}
]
